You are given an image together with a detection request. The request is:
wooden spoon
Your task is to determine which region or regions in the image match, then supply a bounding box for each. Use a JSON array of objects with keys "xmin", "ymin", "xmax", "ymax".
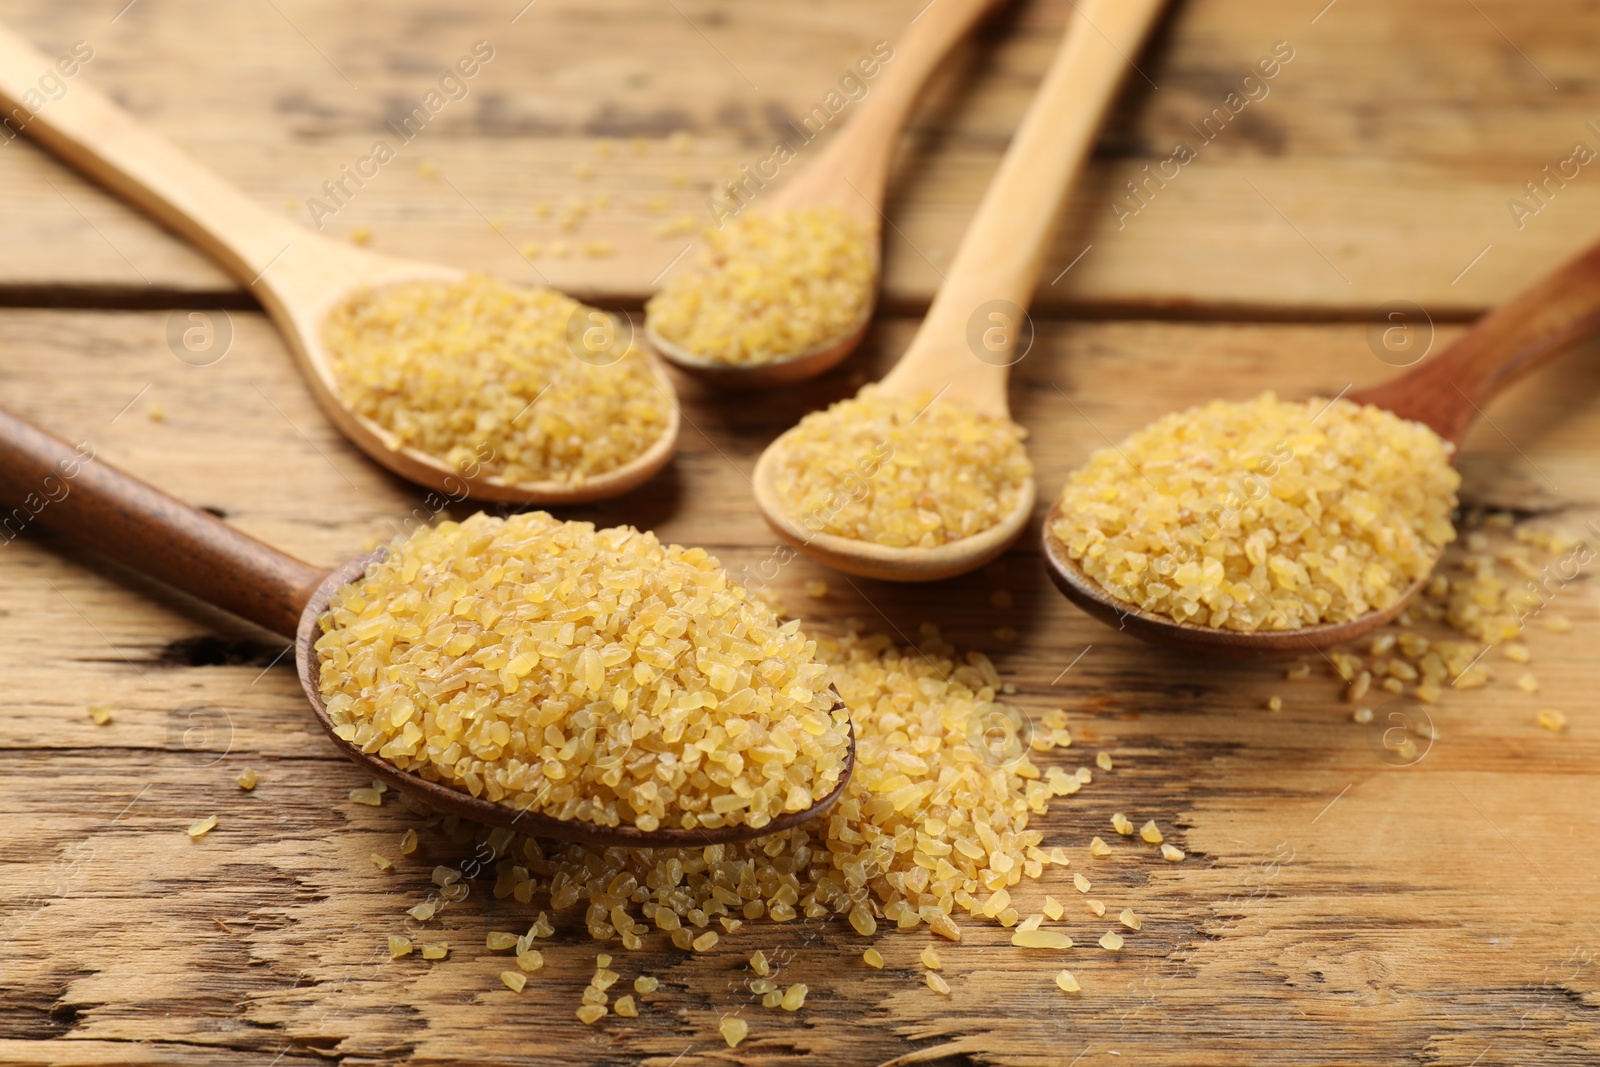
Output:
[
  {"xmin": 0, "ymin": 408, "xmax": 851, "ymax": 847},
  {"xmin": 643, "ymin": 0, "xmax": 1002, "ymax": 388},
  {"xmin": 0, "ymin": 25, "xmax": 677, "ymax": 505},
  {"xmin": 1043, "ymin": 236, "xmax": 1600, "ymax": 659},
  {"xmin": 752, "ymin": 0, "xmax": 1168, "ymax": 581}
]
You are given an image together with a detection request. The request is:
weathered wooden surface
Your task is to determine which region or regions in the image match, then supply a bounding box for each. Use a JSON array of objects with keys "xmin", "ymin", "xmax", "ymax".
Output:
[
  {"xmin": 2, "ymin": 1, "xmax": 1600, "ymax": 1064},
  {"xmin": 2, "ymin": 0, "xmax": 1600, "ymax": 314}
]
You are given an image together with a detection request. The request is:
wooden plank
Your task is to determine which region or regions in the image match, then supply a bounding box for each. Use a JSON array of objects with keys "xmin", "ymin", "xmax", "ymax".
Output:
[
  {"xmin": 1, "ymin": 308, "xmax": 1597, "ymax": 1064},
  {"xmin": 2, "ymin": 0, "xmax": 1600, "ymax": 312}
]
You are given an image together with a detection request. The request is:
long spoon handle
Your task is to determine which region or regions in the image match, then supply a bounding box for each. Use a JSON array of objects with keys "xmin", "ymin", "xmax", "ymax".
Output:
[
  {"xmin": 0, "ymin": 23, "xmax": 315, "ymax": 285},
  {"xmin": 883, "ymin": 0, "xmax": 1166, "ymax": 414},
  {"xmin": 1351, "ymin": 237, "xmax": 1600, "ymax": 445},
  {"xmin": 773, "ymin": 0, "xmax": 1004, "ymax": 215},
  {"xmin": 0, "ymin": 408, "xmax": 328, "ymax": 638}
]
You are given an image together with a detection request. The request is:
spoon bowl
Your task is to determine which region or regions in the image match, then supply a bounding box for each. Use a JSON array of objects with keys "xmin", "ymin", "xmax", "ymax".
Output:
[
  {"xmin": 0, "ymin": 24, "xmax": 678, "ymax": 505},
  {"xmin": 751, "ymin": 0, "xmax": 1168, "ymax": 581},
  {"xmin": 645, "ymin": 0, "xmax": 998, "ymax": 386},
  {"xmin": 1039, "ymin": 497, "xmax": 1430, "ymax": 659},
  {"xmin": 0, "ymin": 407, "xmax": 851, "ymax": 848},
  {"xmin": 1042, "ymin": 234, "xmax": 1600, "ymax": 655},
  {"xmin": 754, "ymin": 437, "xmax": 1035, "ymax": 581},
  {"xmin": 646, "ymin": 314, "xmax": 872, "ymax": 391}
]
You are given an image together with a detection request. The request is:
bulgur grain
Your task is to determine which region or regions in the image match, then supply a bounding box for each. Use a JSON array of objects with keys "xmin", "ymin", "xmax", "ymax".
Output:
[
  {"xmin": 1099, "ymin": 930, "xmax": 1125, "ymax": 951},
  {"xmin": 500, "ymin": 970, "xmax": 526, "ymax": 992},
  {"xmin": 388, "ymin": 934, "xmax": 413, "ymax": 958},
  {"xmin": 1537, "ymin": 709, "xmax": 1567, "ymax": 732},
  {"xmin": 1011, "ymin": 929, "xmax": 1072, "ymax": 949},
  {"xmin": 863, "ymin": 947, "xmax": 885, "ymax": 968},
  {"xmin": 324, "ymin": 276, "xmax": 671, "ymax": 487},
  {"xmin": 315, "ymin": 512, "xmax": 847, "ymax": 832},
  {"xmin": 1054, "ymin": 970, "xmax": 1080, "ymax": 993},
  {"xmin": 925, "ymin": 972, "xmax": 951, "ymax": 995},
  {"xmin": 614, "ymin": 995, "xmax": 638, "ymax": 1017},
  {"xmin": 1049, "ymin": 393, "xmax": 1458, "ymax": 630},
  {"xmin": 646, "ymin": 208, "xmax": 874, "ymax": 365},
  {"xmin": 421, "ymin": 943, "xmax": 448, "ymax": 959},
  {"xmin": 1160, "ymin": 844, "xmax": 1185, "ymax": 863},
  {"xmin": 186, "ymin": 815, "xmax": 218, "ymax": 839},
  {"xmin": 767, "ymin": 386, "xmax": 1032, "ymax": 547},
  {"xmin": 237, "ymin": 768, "xmax": 257, "ymax": 790},
  {"xmin": 88, "ymin": 704, "xmax": 112, "ymax": 725}
]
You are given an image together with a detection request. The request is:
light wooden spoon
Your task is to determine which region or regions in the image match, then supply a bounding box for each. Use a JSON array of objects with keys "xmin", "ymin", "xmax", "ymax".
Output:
[
  {"xmin": 753, "ymin": 0, "xmax": 1168, "ymax": 581},
  {"xmin": 0, "ymin": 24, "xmax": 677, "ymax": 505},
  {"xmin": 1043, "ymin": 235, "xmax": 1600, "ymax": 658},
  {"xmin": 0, "ymin": 406, "xmax": 851, "ymax": 846},
  {"xmin": 643, "ymin": 0, "xmax": 1002, "ymax": 388}
]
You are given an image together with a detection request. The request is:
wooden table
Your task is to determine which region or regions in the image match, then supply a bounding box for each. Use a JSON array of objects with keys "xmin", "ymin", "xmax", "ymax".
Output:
[{"xmin": 2, "ymin": 1, "xmax": 1597, "ymax": 1064}]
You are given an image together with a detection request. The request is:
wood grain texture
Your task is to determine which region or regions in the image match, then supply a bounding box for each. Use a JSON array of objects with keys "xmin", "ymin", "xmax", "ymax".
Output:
[
  {"xmin": 1, "ymin": 0, "xmax": 1600, "ymax": 314},
  {"xmin": 1, "ymin": 307, "xmax": 1597, "ymax": 1066}
]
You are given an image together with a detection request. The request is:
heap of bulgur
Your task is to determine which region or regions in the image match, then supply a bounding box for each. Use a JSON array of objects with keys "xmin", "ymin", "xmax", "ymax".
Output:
[
  {"xmin": 646, "ymin": 208, "xmax": 874, "ymax": 365},
  {"xmin": 315, "ymin": 512, "xmax": 850, "ymax": 833},
  {"xmin": 324, "ymin": 276, "xmax": 672, "ymax": 486},
  {"xmin": 1050, "ymin": 393, "xmax": 1460, "ymax": 630}
]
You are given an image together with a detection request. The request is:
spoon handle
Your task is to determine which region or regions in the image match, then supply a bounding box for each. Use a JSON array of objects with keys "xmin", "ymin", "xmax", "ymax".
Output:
[
  {"xmin": 0, "ymin": 23, "xmax": 315, "ymax": 285},
  {"xmin": 882, "ymin": 0, "xmax": 1166, "ymax": 415},
  {"xmin": 0, "ymin": 408, "xmax": 328, "ymax": 638},
  {"xmin": 1352, "ymin": 237, "xmax": 1600, "ymax": 445},
  {"xmin": 773, "ymin": 0, "xmax": 1004, "ymax": 216}
]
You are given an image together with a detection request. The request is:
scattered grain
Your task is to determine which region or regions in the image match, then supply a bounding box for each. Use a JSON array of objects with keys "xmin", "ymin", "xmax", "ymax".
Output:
[
  {"xmin": 186, "ymin": 815, "xmax": 218, "ymax": 839},
  {"xmin": 1537, "ymin": 708, "xmax": 1567, "ymax": 732}
]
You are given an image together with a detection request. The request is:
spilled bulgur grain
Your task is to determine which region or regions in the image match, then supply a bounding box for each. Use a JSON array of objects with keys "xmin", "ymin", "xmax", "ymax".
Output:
[
  {"xmin": 186, "ymin": 815, "xmax": 218, "ymax": 839},
  {"xmin": 1050, "ymin": 393, "xmax": 1459, "ymax": 630},
  {"xmin": 88, "ymin": 704, "xmax": 112, "ymax": 725},
  {"xmin": 406, "ymin": 627, "xmax": 1078, "ymax": 955},
  {"xmin": 646, "ymin": 208, "xmax": 874, "ymax": 365},
  {"xmin": 324, "ymin": 276, "xmax": 672, "ymax": 486},
  {"xmin": 720, "ymin": 1017, "xmax": 749, "ymax": 1046},
  {"xmin": 316, "ymin": 512, "xmax": 848, "ymax": 833},
  {"xmin": 768, "ymin": 386, "xmax": 1032, "ymax": 547}
]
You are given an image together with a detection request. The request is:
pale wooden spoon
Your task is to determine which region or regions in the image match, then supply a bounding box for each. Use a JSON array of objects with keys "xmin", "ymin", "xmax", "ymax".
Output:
[
  {"xmin": 644, "ymin": 0, "xmax": 1002, "ymax": 388},
  {"xmin": 0, "ymin": 25, "xmax": 677, "ymax": 505},
  {"xmin": 0, "ymin": 407, "xmax": 850, "ymax": 846},
  {"xmin": 753, "ymin": 0, "xmax": 1169, "ymax": 581},
  {"xmin": 1043, "ymin": 235, "xmax": 1600, "ymax": 658}
]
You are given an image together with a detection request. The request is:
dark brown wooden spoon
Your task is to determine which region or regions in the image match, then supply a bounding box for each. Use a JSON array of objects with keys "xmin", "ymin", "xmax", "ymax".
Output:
[
  {"xmin": 1043, "ymin": 236, "xmax": 1600, "ymax": 659},
  {"xmin": 0, "ymin": 408, "xmax": 852, "ymax": 845}
]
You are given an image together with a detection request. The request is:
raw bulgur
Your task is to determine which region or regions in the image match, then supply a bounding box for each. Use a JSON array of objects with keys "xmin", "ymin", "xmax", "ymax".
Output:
[
  {"xmin": 768, "ymin": 386, "xmax": 1032, "ymax": 547},
  {"xmin": 324, "ymin": 276, "xmax": 672, "ymax": 486},
  {"xmin": 646, "ymin": 208, "xmax": 874, "ymax": 365},
  {"xmin": 315, "ymin": 512, "xmax": 849, "ymax": 833},
  {"xmin": 1050, "ymin": 393, "xmax": 1459, "ymax": 630}
]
